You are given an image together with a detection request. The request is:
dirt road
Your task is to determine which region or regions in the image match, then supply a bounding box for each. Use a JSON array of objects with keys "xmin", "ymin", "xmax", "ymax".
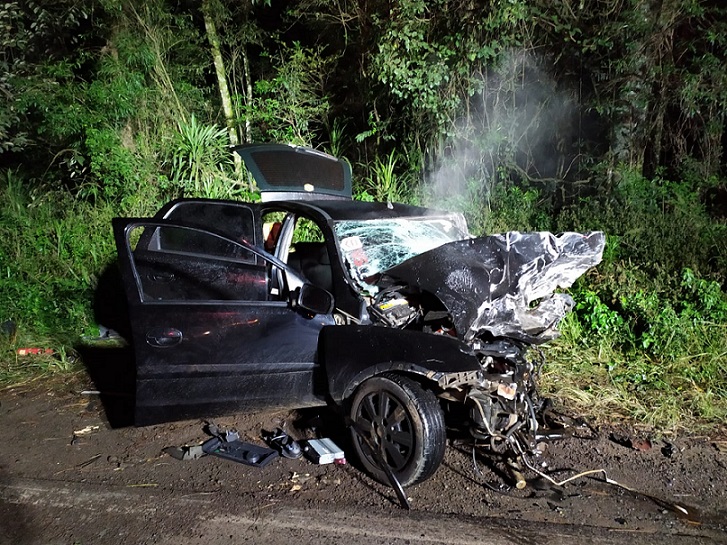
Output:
[
  {"xmin": 0, "ymin": 476, "xmax": 717, "ymax": 545},
  {"xmin": 1, "ymin": 377, "xmax": 725, "ymax": 544}
]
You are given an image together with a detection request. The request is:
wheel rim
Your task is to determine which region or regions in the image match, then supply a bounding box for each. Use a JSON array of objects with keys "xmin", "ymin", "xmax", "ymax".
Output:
[{"xmin": 354, "ymin": 389, "xmax": 415, "ymax": 471}]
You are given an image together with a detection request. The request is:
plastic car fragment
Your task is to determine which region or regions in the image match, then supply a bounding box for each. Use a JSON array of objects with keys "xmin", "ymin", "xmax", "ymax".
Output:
[{"xmin": 164, "ymin": 424, "xmax": 279, "ymax": 467}]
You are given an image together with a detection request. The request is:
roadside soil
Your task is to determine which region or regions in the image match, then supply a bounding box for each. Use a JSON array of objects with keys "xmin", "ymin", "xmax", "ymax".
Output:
[{"xmin": 1, "ymin": 350, "xmax": 726, "ymax": 544}]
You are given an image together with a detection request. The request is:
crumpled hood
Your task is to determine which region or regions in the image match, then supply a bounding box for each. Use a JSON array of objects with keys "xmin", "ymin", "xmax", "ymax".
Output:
[{"xmin": 380, "ymin": 231, "xmax": 606, "ymax": 344}]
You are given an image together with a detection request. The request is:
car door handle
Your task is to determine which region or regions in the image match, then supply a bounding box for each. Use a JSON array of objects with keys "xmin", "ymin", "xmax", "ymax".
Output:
[
  {"xmin": 148, "ymin": 272, "xmax": 175, "ymax": 283},
  {"xmin": 146, "ymin": 328, "xmax": 183, "ymax": 348}
]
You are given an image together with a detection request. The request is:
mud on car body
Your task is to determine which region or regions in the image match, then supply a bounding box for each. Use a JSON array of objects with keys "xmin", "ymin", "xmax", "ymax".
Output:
[{"xmin": 114, "ymin": 144, "xmax": 605, "ymax": 487}]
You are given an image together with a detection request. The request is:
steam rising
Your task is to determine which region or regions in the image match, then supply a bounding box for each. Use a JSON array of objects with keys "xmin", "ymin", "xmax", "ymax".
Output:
[{"xmin": 425, "ymin": 51, "xmax": 579, "ymax": 219}]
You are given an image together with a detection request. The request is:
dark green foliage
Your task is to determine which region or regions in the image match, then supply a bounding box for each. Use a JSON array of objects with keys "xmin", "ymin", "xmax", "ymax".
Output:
[
  {"xmin": 0, "ymin": 171, "xmax": 117, "ymax": 343},
  {"xmin": 249, "ymin": 42, "xmax": 333, "ymax": 145},
  {"xmin": 561, "ymin": 167, "xmax": 726, "ymax": 357},
  {"xmin": 559, "ymin": 170, "xmax": 726, "ymax": 279},
  {"xmin": 552, "ymin": 164, "xmax": 727, "ymax": 427}
]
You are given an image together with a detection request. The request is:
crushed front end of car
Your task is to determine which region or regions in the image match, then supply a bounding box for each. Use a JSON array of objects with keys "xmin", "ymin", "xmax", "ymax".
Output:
[{"xmin": 338, "ymin": 226, "xmax": 606, "ymax": 463}]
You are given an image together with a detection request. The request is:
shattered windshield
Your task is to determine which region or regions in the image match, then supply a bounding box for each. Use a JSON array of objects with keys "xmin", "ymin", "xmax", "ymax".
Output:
[{"xmin": 334, "ymin": 217, "xmax": 468, "ymax": 286}]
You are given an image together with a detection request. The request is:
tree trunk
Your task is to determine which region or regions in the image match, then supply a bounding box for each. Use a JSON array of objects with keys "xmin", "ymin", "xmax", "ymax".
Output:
[
  {"xmin": 202, "ymin": 0, "xmax": 241, "ymax": 173},
  {"xmin": 242, "ymin": 45, "xmax": 253, "ymax": 144}
]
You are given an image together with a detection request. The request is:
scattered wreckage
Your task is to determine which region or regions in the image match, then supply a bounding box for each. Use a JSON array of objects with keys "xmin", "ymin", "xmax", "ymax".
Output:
[{"xmin": 113, "ymin": 144, "xmax": 605, "ymax": 493}]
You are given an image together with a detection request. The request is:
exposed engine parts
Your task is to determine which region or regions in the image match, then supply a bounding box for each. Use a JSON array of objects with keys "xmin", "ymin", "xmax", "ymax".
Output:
[
  {"xmin": 466, "ymin": 342, "xmax": 543, "ymax": 450},
  {"xmin": 367, "ymin": 286, "xmax": 548, "ymax": 462},
  {"xmin": 368, "ymin": 286, "xmax": 422, "ymax": 328}
]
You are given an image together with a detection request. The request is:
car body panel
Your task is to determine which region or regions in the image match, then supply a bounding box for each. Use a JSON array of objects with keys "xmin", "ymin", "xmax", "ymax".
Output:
[
  {"xmin": 320, "ymin": 325, "xmax": 481, "ymax": 402},
  {"xmin": 113, "ymin": 217, "xmax": 335, "ymax": 425},
  {"xmin": 380, "ymin": 231, "xmax": 606, "ymax": 344},
  {"xmin": 132, "ymin": 302, "xmax": 332, "ymax": 425}
]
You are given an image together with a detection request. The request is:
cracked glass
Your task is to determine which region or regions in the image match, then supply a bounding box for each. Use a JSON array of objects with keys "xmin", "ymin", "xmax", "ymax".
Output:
[{"xmin": 334, "ymin": 217, "xmax": 468, "ymax": 286}]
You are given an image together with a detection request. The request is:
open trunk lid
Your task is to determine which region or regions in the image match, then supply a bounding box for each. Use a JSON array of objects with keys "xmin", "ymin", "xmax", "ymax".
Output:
[{"xmin": 234, "ymin": 144, "xmax": 352, "ymax": 202}]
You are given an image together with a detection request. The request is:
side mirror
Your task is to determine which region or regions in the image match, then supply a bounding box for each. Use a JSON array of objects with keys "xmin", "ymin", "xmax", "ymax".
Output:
[{"xmin": 296, "ymin": 284, "xmax": 334, "ymax": 315}]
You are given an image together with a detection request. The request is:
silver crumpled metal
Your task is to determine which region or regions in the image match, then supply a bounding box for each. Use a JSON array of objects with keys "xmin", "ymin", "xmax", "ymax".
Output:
[
  {"xmin": 383, "ymin": 231, "xmax": 606, "ymax": 344},
  {"xmin": 466, "ymin": 231, "xmax": 606, "ymax": 343}
]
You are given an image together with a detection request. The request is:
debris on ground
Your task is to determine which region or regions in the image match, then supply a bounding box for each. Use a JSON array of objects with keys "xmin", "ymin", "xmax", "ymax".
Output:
[
  {"xmin": 302, "ymin": 438, "xmax": 345, "ymax": 465},
  {"xmin": 630, "ymin": 437, "xmax": 652, "ymax": 451},
  {"xmin": 289, "ymin": 471, "xmax": 310, "ymax": 492},
  {"xmin": 263, "ymin": 427, "xmax": 302, "ymax": 459},
  {"xmin": 203, "ymin": 436, "xmax": 278, "ymax": 467},
  {"xmin": 16, "ymin": 348, "xmax": 54, "ymax": 356},
  {"xmin": 163, "ymin": 444, "xmax": 205, "ymax": 461},
  {"xmin": 71, "ymin": 424, "xmax": 101, "ymax": 444},
  {"xmin": 608, "ymin": 431, "xmax": 652, "ymax": 451},
  {"xmin": 164, "ymin": 423, "xmax": 278, "ymax": 467},
  {"xmin": 73, "ymin": 425, "xmax": 100, "ymax": 436}
]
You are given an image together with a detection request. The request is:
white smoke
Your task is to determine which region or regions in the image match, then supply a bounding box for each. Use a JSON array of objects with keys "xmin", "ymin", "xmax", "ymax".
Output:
[{"xmin": 425, "ymin": 50, "xmax": 578, "ymax": 219}]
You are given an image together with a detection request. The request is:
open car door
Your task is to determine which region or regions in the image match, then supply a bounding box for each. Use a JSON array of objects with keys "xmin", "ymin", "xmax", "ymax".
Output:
[{"xmin": 113, "ymin": 212, "xmax": 335, "ymax": 425}]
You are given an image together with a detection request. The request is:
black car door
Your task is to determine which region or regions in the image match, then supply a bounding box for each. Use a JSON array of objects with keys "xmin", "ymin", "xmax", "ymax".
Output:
[{"xmin": 113, "ymin": 214, "xmax": 335, "ymax": 426}]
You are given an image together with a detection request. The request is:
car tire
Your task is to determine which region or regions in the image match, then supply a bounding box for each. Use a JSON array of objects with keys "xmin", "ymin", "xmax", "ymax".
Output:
[{"xmin": 349, "ymin": 373, "xmax": 446, "ymax": 488}]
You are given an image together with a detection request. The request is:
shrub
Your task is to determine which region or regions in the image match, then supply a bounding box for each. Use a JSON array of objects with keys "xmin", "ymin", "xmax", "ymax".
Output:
[
  {"xmin": 546, "ymin": 167, "xmax": 727, "ymax": 430},
  {"xmin": 0, "ymin": 170, "xmax": 119, "ymax": 369}
]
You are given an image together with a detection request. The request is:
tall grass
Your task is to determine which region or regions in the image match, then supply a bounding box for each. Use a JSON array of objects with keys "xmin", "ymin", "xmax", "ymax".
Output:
[
  {"xmin": 0, "ymin": 170, "xmax": 119, "ymax": 382},
  {"xmin": 361, "ymin": 150, "xmax": 414, "ymax": 204},
  {"xmin": 542, "ymin": 312, "xmax": 727, "ymax": 432},
  {"xmin": 169, "ymin": 115, "xmax": 240, "ymax": 199}
]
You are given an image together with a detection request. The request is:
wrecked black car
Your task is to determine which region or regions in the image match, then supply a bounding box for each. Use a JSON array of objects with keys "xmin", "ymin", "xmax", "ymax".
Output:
[{"xmin": 113, "ymin": 144, "xmax": 605, "ymax": 488}]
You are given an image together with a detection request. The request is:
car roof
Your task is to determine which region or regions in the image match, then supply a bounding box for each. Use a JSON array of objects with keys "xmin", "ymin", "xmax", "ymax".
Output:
[
  {"xmin": 265, "ymin": 199, "xmax": 460, "ymax": 222},
  {"xmin": 154, "ymin": 198, "xmax": 467, "ymax": 232}
]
